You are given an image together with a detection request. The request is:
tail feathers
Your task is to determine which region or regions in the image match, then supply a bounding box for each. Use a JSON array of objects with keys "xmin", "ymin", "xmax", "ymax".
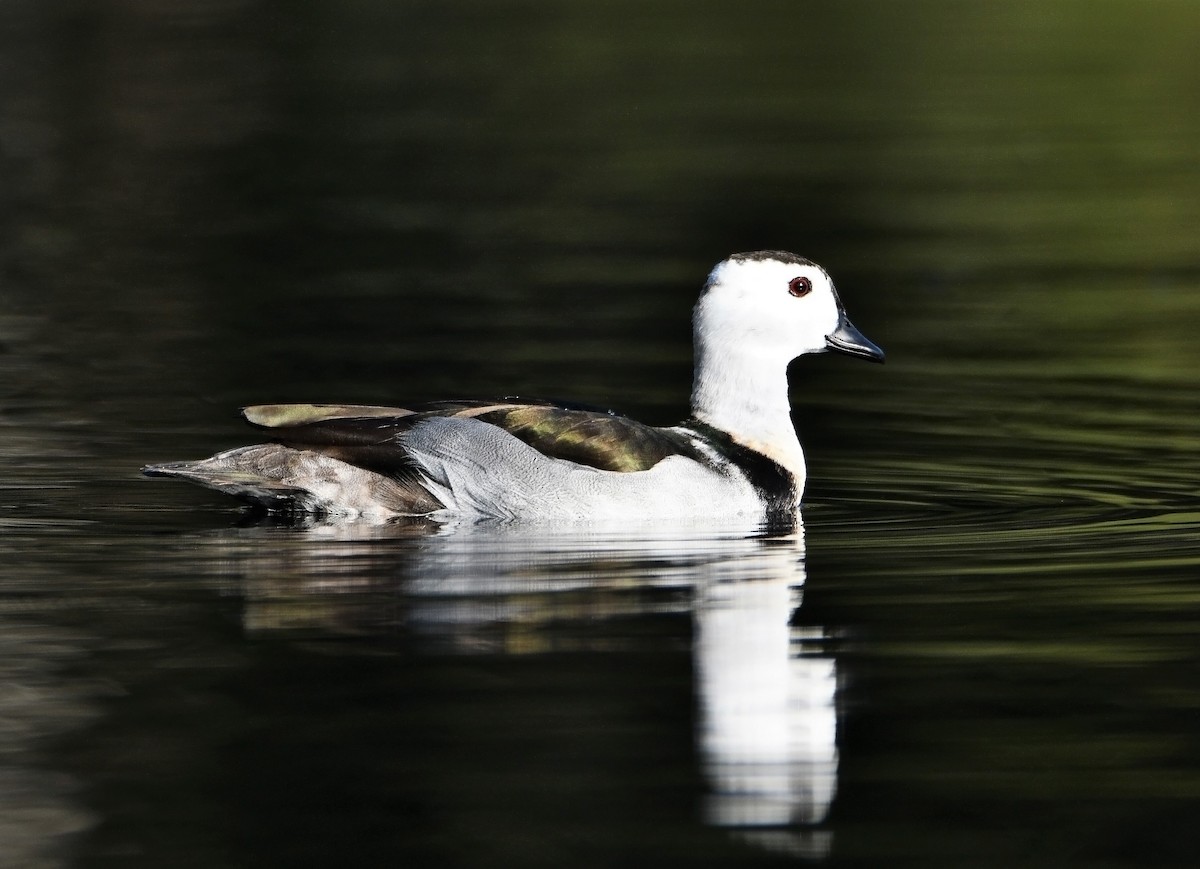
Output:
[{"xmin": 142, "ymin": 444, "xmax": 442, "ymax": 516}]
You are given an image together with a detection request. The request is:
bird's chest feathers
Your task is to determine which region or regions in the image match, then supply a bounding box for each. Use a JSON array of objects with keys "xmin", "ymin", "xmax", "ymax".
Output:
[{"xmin": 726, "ymin": 433, "xmax": 806, "ymax": 489}]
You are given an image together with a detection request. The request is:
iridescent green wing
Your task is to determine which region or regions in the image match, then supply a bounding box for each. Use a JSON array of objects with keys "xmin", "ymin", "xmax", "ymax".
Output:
[
  {"xmin": 242, "ymin": 400, "xmax": 699, "ymax": 473},
  {"xmin": 471, "ymin": 404, "xmax": 698, "ymax": 472}
]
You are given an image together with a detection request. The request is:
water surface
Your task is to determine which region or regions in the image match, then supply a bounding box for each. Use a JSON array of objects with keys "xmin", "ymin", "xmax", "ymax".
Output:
[{"xmin": 2, "ymin": 1, "xmax": 1199, "ymax": 867}]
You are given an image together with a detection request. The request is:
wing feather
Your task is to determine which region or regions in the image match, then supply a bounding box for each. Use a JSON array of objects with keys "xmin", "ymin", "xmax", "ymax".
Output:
[
  {"xmin": 241, "ymin": 400, "xmax": 701, "ymax": 473},
  {"xmin": 473, "ymin": 405, "xmax": 699, "ymax": 472}
]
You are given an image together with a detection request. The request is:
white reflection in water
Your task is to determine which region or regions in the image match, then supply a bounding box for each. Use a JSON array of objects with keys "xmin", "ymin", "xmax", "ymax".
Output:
[
  {"xmin": 695, "ymin": 563, "xmax": 838, "ymax": 850},
  {"xmin": 210, "ymin": 516, "xmax": 837, "ymax": 850}
]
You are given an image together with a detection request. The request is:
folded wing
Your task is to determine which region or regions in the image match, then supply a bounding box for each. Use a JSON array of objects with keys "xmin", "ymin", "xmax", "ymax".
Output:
[
  {"xmin": 145, "ymin": 399, "xmax": 705, "ymax": 516},
  {"xmin": 243, "ymin": 400, "xmax": 702, "ymax": 473}
]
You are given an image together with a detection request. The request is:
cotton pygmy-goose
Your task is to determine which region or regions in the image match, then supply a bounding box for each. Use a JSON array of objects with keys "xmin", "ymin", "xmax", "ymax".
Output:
[{"xmin": 144, "ymin": 251, "xmax": 884, "ymax": 522}]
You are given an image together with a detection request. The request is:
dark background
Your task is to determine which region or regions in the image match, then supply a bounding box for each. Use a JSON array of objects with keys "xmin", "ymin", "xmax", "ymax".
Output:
[{"xmin": 2, "ymin": 2, "xmax": 1199, "ymax": 867}]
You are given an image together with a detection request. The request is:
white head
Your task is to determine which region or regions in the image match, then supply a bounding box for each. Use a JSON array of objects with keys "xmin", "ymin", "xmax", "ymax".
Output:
[
  {"xmin": 690, "ymin": 251, "xmax": 883, "ymax": 470},
  {"xmin": 693, "ymin": 251, "xmax": 884, "ymax": 370}
]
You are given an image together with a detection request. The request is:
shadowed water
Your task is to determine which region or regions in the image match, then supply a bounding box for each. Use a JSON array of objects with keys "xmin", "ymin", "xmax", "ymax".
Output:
[{"xmin": 2, "ymin": 1, "xmax": 1200, "ymax": 867}]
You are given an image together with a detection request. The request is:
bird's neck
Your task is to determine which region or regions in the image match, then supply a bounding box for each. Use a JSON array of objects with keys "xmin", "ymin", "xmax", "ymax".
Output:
[{"xmin": 689, "ymin": 345, "xmax": 806, "ymax": 485}]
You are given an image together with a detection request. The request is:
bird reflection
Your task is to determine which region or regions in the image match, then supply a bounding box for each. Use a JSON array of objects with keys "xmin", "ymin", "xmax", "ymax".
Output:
[
  {"xmin": 694, "ymin": 543, "xmax": 837, "ymax": 858},
  {"xmin": 194, "ymin": 516, "xmax": 837, "ymax": 855}
]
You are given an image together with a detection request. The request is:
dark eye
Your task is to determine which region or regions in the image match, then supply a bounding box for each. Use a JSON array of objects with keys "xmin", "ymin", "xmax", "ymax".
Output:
[{"xmin": 788, "ymin": 276, "xmax": 812, "ymax": 297}]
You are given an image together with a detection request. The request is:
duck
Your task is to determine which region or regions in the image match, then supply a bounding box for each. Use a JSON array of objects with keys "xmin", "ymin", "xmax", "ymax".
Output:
[{"xmin": 143, "ymin": 251, "xmax": 884, "ymax": 523}]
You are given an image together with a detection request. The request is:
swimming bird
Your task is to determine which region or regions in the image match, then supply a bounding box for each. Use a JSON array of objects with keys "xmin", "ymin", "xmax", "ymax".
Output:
[{"xmin": 144, "ymin": 251, "xmax": 883, "ymax": 523}]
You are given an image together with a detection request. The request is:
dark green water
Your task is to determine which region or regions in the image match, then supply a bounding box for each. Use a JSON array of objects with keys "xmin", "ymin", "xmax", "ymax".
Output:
[{"xmin": 3, "ymin": 1, "xmax": 1199, "ymax": 866}]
